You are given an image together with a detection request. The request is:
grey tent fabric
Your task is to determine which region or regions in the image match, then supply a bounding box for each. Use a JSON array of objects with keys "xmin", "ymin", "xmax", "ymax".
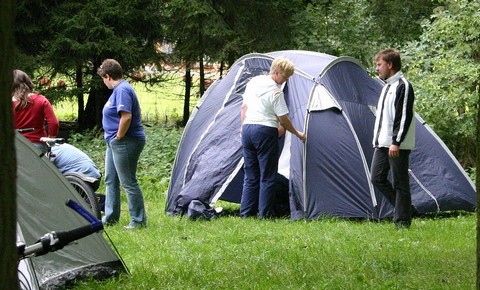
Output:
[
  {"xmin": 15, "ymin": 132, "xmax": 126, "ymax": 289},
  {"xmin": 165, "ymin": 50, "xmax": 476, "ymax": 220}
]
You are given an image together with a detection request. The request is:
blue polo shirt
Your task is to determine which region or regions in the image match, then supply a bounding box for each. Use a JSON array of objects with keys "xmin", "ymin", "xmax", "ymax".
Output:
[{"xmin": 102, "ymin": 80, "xmax": 145, "ymax": 142}]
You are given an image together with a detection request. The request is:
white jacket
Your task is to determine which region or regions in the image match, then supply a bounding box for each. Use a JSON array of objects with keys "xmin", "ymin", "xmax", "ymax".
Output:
[{"xmin": 373, "ymin": 71, "xmax": 415, "ymax": 150}]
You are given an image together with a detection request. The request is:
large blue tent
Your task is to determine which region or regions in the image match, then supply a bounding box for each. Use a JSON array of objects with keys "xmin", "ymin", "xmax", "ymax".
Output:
[{"xmin": 166, "ymin": 50, "xmax": 476, "ymax": 220}]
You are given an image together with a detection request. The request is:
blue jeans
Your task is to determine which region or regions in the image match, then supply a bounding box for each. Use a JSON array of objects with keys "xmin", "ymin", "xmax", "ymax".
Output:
[
  {"xmin": 103, "ymin": 136, "xmax": 146, "ymax": 226},
  {"xmin": 241, "ymin": 124, "xmax": 279, "ymax": 218},
  {"xmin": 371, "ymin": 147, "xmax": 412, "ymax": 225}
]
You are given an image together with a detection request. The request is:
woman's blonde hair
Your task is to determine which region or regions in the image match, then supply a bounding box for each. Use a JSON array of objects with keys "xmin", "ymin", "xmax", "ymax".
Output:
[{"xmin": 270, "ymin": 57, "xmax": 295, "ymax": 78}]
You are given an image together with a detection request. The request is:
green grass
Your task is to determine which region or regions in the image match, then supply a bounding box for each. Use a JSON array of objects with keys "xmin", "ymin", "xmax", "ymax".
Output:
[
  {"xmin": 74, "ymin": 202, "xmax": 475, "ymax": 289},
  {"xmin": 54, "ymin": 77, "xmax": 199, "ymax": 125},
  {"xmin": 133, "ymin": 79, "xmax": 194, "ymax": 124},
  {"xmin": 67, "ymin": 125, "xmax": 476, "ymax": 290}
]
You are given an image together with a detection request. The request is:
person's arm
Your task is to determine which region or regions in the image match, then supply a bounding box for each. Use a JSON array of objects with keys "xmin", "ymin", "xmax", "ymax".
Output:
[
  {"xmin": 278, "ymin": 115, "xmax": 306, "ymax": 143},
  {"xmin": 240, "ymin": 103, "xmax": 248, "ymax": 125},
  {"xmin": 43, "ymin": 98, "xmax": 59, "ymax": 137},
  {"xmin": 278, "ymin": 125, "xmax": 285, "ymax": 138},
  {"xmin": 390, "ymin": 82, "xmax": 414, "ymax": 158},
  {"xmin": 240, "ymin": 103, "xmax": 248, "ymax": 136},
  {"xmin": 116, "ymin": 111, "xmax": 132, "ymax": 140}
]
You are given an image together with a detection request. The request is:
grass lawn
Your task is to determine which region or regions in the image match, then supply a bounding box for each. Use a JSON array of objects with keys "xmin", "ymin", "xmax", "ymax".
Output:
[
  {"xmin": 54, "ymin": 79, "xmax": 476, "ymax": 290},
  {"xmin": 73, "ymin": 196, "xmax": 476, "ymax": 289},
  {"xmin": 54, "ymin": 77, "xmax": 200, "ymax": 125},
  {"xmin": 68, "ymin": 125, "xmax": 476, "ymax": 290}
]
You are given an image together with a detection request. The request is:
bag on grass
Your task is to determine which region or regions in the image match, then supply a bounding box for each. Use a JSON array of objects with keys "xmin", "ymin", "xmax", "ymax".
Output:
[{"xmin": 186, "ymin": 200, "xmax": 219, "ymax": 220}]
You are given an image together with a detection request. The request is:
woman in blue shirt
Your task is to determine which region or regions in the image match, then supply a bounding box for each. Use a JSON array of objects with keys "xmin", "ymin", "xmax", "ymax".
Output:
[{"xmin": 98, "ymin": 59, "xmax": 147, "ymax": 230}]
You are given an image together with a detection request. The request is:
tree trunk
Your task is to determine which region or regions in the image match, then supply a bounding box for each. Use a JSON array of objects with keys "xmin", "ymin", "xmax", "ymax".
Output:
[
  {"xmin": 183, "ymin": 65, "xmax": 192, "ymax": 127},
  {"xmin": 76, "ymin": 65, "xmax": 85, "ymax": 126},
  {"xmin": 199, "ymin": 54, "xmax": 205, "ymax": 97},
  {"xmin": 0, "ymin": 0, "xmax": 19, "ymax": 288},
  {"xmin": 80, "ymin": 79, "xmax": 110, "ymax": 131},
  {"xmin": 220, "ymin": 61, "xmax": 224, "ymax": 80}
]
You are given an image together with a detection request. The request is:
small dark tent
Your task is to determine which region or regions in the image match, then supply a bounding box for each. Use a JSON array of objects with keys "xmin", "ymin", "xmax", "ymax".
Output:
[
  {"xmin": 15, "ymin": 133, "xmax": 127, "ymax": 289},
  {"xmin": 165, "ymin": 50, "xmax": 476, "ymax": 220}
]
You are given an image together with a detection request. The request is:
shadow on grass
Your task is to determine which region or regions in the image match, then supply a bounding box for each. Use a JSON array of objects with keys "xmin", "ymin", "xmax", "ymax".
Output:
[
  {"xmin": 213, "ymin": 198, "xmax": 475, "ymax": 221},
  {"xmin": 415, "ymin": 210, "xmax": 474, "ymax": 219},
  {"xmin": 215, "ymin": 207, "xmax": 475, "ymax": 223}
]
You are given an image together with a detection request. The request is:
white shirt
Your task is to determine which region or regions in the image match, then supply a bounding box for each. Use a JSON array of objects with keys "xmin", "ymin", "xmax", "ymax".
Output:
[{"xmin": 242, "ymin": 75, "xmax": 289, "ymax": 128}]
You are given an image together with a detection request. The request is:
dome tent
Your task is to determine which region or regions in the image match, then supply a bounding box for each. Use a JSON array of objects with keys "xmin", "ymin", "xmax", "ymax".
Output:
[{"xmin": 166, "ymin": 50, "xmax": 476, "ymax": 220}]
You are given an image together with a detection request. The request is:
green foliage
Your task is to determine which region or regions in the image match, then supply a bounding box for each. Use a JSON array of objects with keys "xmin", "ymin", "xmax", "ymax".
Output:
[
  {"xmin": 404, "ymin": 0, "xmax": 480, "ymax": 166},
  {"xmin": 163, "ymin": 0, "xmax": 301, "ymax": 66},
  {"xmin": 291, "ymin": 0, "xmax": 437, "ymax": 69},
  {"xmin": 293, "ymin": 0, "xmax": 380, "ymax": 67},
  {"xmin": 137, "ymin": 125, "xmax": 183, "ymax": 199},
  {"xmin": 68, "ymin": 125, "xmax": 182, "ymax": 200},
  {"xmin": 19, "ymin": 0, "xmax": 166, "ymax": 68},
  {"xmin": 369, "ymin": 0, "xmax": 439, "ymax": 45},
  {"xmin": 466, "ymin": 166, "xmax": 476, "ymax": 184},
  {"xmin": 162, "ymin": 0, "xmax": 226, "ymax": 62},
  {"xmin": 15, "ymin": 0, "xmax": 168, "ymax": 127}
]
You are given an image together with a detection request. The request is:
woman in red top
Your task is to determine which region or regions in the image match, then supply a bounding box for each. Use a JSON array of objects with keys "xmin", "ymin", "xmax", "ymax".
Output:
[{"xmin": 12, "ymin": 69, "xmax": 59, "ymax": 153}]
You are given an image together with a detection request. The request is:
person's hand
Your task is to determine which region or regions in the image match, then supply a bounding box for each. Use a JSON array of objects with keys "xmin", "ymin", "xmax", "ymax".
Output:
[
  {"xmin": 389, "ymin": 144, "xmax": 399, "ymax": 158},
  {"xmin": 298, "ymin": 132, "xmax": 306, "ymax": 143},
  {"xmin": 278, "ymin": 125, "xmax": 285, "ymax": 138}
]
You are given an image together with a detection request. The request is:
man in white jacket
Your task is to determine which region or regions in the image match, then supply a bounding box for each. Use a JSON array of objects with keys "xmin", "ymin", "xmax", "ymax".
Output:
[
  {"xmin": 240, "ymin": 58, "xmax": 306, "ymax": 218},
  {"xmin": 371, "ymin": 48, "xmax": 416, "ymax": 228}
]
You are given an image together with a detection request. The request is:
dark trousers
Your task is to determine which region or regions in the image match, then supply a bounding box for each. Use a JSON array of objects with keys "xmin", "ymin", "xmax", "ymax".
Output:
[
  {"xmin": 240, "ymin": 124, "xmax": 279, "ymax": 218},
  {"xmin": 371, "ymin": 147, "xmax": 412, "ymax": 224}
]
